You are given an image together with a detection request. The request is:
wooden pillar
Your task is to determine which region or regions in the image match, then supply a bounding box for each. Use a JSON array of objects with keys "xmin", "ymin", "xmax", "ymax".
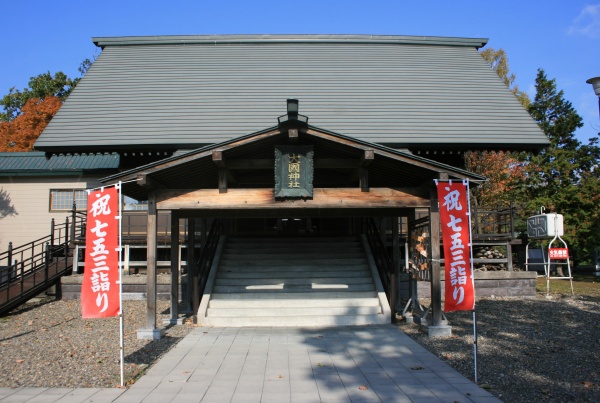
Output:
[
  {"xmin": 138, "ymin": 191, "xmax": 163, "ymax": 339},
  {"xmin": 407, "ymin": 209, "xmax": 419, "ymax": 312},
  {"xmin": 391, "ymin": 216, "xmax": 400, "ymax": 323},
  {"xmin": 429, "ymin": 174, "xmax": 446, "ymax": 327},
  {"xmin": 186, "ymin": 218, "xmax": 196, "ymax": 312},
  {"xmin": 166, "ymin": 211, "xmax": 180, "ymax": 324}
]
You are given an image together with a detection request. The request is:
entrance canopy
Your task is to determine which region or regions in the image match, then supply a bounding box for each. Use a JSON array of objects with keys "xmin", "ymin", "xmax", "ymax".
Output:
[{"xmin": 101, "ymin": 113, "xmax": 484, "ymax": 215}]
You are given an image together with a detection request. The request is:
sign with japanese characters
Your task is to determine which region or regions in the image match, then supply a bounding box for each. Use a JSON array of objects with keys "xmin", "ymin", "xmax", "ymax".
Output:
[
  {"xmin": 549, "ymin": 248, "xmax": 569, "ymax": 260},
  {"xmin": 274, "ymin": 145, "xmax": 314, "ymax": 199},
  {"xmin": 437, "ymin": 180, "xmax": 475, "ymax": 312},
  {"xmin": 81, "ymin": 187, "xmax": 120, "ymax": 318}
]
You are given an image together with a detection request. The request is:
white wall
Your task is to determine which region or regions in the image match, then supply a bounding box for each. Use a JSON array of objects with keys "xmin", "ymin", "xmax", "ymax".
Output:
[{"xmin": 0, "ymin": 175, "xmax": 104, "ymax": 251}]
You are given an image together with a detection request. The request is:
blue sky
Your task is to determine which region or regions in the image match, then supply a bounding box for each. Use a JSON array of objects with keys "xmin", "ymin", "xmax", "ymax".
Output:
[{"xmin": 1, "ymin": 0, "xmax": 599, "ymax": 143}]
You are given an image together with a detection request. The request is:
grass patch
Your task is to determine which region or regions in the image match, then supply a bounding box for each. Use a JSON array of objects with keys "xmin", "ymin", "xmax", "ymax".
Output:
[{"xmin": 536, "ymin": 274, "xmax": 600, "ymax": 297}]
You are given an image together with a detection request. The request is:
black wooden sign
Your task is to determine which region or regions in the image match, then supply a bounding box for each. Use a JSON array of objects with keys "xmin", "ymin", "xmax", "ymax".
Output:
[{"xmin": 274, "ymin": 145, "xmax": 314, "ymax": 199}]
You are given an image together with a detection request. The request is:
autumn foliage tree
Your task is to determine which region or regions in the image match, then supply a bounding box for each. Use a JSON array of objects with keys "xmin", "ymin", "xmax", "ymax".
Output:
[
  {"xmin": 464, "ymin": 150, "xmax": 526, "ymax": 208},
  {"xmin": 0, "ymin": 96, "xmax": 62, "ymax": 151},
  {"xmin": 0, "ymin": 59, "xmax": 91, "ymax": 152},
  {"xmin": 480, "ymin": 48, "xmax": 530, "ymax": 108}
]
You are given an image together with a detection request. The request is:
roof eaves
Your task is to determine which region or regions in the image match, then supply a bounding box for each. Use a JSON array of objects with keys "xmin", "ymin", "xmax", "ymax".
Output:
[
  {"xmin": 100, "ymin": 125, "xmax": 281, "ymax": 184},
  {"xmin": 92, "ymin": 34, "xmax": 488, "ymax": 49},
  {"xmin": 305, "ymin": 124, "xmax": 487, "ymax": 181}
]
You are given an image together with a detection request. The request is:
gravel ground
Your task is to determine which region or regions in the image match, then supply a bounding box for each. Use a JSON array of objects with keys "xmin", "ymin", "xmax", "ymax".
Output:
[
  {"xmin": 400, "ymin": 294, "xmax": 600, "ymax": 402},
  {"xmin": 0, "ymin": 298, "xmax": 193, "ymax": 388},
  {"xmin": 1, "ymin": 292, "xmax": 599, "ymax": 402}
]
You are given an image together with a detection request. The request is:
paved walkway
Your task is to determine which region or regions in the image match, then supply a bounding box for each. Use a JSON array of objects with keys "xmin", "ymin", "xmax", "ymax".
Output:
[{"xmin": 0, "ymin": 325, "xmax": 501, "ymax": 403}]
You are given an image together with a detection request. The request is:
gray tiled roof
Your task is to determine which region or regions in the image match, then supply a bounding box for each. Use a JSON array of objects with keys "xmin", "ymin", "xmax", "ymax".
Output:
[
  {"xmin": 34, "ymin": 35, "xmax": 548, "ymax": 153},
  {"xmin": 0, "ymin": 152, "xmax": 119, "ymax": 176}
]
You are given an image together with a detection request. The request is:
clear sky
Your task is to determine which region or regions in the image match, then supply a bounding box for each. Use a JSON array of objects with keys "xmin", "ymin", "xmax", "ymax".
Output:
[{"xmin": 1, "ymin": 0, "xmax": 599, "ymax": 143}]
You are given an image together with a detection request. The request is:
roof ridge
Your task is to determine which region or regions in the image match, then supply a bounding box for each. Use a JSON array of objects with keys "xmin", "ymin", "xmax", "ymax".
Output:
[{"xmin": 93, "ymin": 34, "xmax": 488, "ymax": 49}]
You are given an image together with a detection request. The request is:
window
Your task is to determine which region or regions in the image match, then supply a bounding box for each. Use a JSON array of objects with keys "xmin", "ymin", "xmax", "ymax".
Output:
[
  {"xmin": 50, "ymin": 189, "xmax": 88, "ymax": 211},
  {"xmin": 124, "ymin": 197, "xmax": 148, "ymax": 211}
]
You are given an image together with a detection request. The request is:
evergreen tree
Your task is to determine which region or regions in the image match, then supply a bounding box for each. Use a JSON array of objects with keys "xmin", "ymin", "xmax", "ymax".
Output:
[{"xmin": 525, "ymin": 69, "xmax": 600, "ymax": 263}]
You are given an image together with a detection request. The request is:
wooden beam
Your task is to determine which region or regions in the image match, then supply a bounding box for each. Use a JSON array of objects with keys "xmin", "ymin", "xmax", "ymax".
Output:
[
  {"xmin": 361, "ymin": 150, "xmax": 375, "ymax": 166},
  {"xmin": 358, "ymin": 151, "xmax": 373, "ymax": 192},
  {"xmin": 359, "ymin": 167, "xmax": 369, "ymax": 192},
  {"xmin": 391, "ymin": 216, "xmax": 400, "ymax": 323},
  {"xmin": 212, "ymin": 150, "xmax": 225, "ymax": 167},
  {"xmin": 430, "ymin": 172, "xmax": 448, "ymax": 327},
  {"xmin": 218, "ymin": 169, "xmax": 227, "ymax": 193},
  {"xmin": 136, "ymin": 173, "xmax": 166, "ymax": 189},
  {"xmin": 288, "ymin": 128, "xmax": 299, "ymax": 143},
  {"xmin": 169, "ymin": 211, "xmax": 180, "ymax": 323},
  {"xmin": 224, "ymin": 159, "xmax": 363, "ymax": 170},
  {"xmin": 213, "ymin": 151, "xmax": 227, "ymax": 193},
  {"xmin": 146, "ymin": 192, "xmax": 158, "ymax": 331},
  {"xmin": 156, "ymin": 187, "xmax": 430, "ymax": 210},
  {"xmin": 187, "ymin": 219, "xmax": 197, "ymax": 323}
]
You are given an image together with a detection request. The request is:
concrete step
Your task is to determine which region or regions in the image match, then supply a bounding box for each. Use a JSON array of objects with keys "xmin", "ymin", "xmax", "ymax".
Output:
[
  {"xmin": 218, "ymin": 264, "xmax": 367, "ymax": 272},
  {"xmin": 201, "ymin": 314, "xmax": 388, "ymax": 327},
  {"xmin": 226, "ymin": 237, "xmax": 359, "ymax": 244},
  {"xmin": 224, "ymin": 248, "xmax": 362, "ymax": 255},
  {"xmin": 214, "ymin": 277, "xmax": 372, "ymax": 286},
  {"xmin": 207, "ymin": 306, "xmax": 382, "ymax": 317},
  {"xmin": 213, "ymin": 283, "xmax": 375, "ymax": 293},
  {"xmin": 221, "ymin": 252, "xmax": 366, "ymax": 259},
  {"xmin": 198, "ymin": 235, "xmax": 389, "ymax": 327},
  {"xmin": 208, "ymin": 297, "xmax": 380, "ymax": 308},
  {"xmin": 216, "ymin": 270, "xmax": 370, "ymax": 279},
  {"xmin": 219, "ymin": 258, "xmax": 367, "ymax": 265},
  {"xmin": 209, "ymin": 290, "xmax": 378, "ymax": 300}
]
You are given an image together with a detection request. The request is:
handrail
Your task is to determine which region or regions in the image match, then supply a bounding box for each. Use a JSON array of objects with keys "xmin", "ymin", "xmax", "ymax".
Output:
[
  {"xmin": 471, "ymin": 203, "xmax": 515, "ymax": 239},
  {"xmin": 364, "ymin": 217, "xmax": 393, "ymax": 305},
  {"xmin": 192, "ymin": 219, "xmax": 222, "ymax": 323},
  {"xmin": 0, "ymin": 211, "xmax": 78, "ymax": 315}
]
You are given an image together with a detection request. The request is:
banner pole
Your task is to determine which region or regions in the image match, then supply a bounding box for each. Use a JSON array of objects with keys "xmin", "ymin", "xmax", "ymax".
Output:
[
  {"xmin": 473, "ymin": 310, "xmax": 478, "ymax": 384},
  {"xmin": 117, "ymin": 182, "xmax": 124, "ymax": 387},
  {"xmin": 464, "ymin": 179, "xmax": 479, "ymax": 383}
]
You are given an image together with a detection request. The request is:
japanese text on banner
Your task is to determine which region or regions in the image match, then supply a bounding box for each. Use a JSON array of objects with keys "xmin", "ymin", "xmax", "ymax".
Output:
[
  {"xmin": 81, "ymin": 187, "xmax": 120, "ymax": 318},
  {"xmin": 437, "ymin": 181, "xmax": 475, "ymax": 312}
]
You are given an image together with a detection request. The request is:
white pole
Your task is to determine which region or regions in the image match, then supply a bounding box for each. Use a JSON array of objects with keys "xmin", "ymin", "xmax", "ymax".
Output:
[
  {"xmin": 117, "ymin": 182, "xmax": 124, "ymax": 387},
  {"xmin": 464, "ymin": 179, "xmax": 478, "ymax": 384},
  {"xmin": 473, "ymin": 310, "xmax": 478, "ymax": 384}
]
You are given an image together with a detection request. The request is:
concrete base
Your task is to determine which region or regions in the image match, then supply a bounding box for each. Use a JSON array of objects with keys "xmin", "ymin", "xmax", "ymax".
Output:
[
  {"xmin": 427, "ymin": 325, "xmax": 453, "ymax": 338},
  {"xmin": 137, "ymin": 327, "xmax": 165, "ymax": 340},
  {"xmin": 162, "ymin": 317, "xmax": 185, "ymax": 325}
]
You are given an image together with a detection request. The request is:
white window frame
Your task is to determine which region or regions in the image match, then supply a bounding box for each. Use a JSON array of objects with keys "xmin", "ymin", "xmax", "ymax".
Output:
[{"xmin": 49, "ymin": 189, "xmax": 88, "ymax": 211}]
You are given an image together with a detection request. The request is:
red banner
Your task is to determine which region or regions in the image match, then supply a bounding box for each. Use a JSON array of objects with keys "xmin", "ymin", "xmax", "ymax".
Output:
[
  {"xmin": 437, "ymin": 181, "xmax": 475, "ymax": 312},
  {"xmin": 81, "ymin": 187, "xmax": 120, "ymax": 318}
]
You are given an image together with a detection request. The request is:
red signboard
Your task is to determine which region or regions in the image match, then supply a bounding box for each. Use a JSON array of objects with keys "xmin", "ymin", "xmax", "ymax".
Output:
[
  {"xmin": 81, "ymin": 187, "xmax": 121, "ymax": 318},
  {"xmin": 437, "ymin": 181, "xmax": 475, "ymax": 312},
  {"xmin": 549, "ymin": 248, "xmax": 569, "ymax": 260}
]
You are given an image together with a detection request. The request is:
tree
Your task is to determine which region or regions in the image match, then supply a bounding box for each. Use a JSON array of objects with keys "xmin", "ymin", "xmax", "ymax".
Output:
[
  {"xmin": 0, "ymin": 96, "xmax": 62, "ymax": 151},
  {"xmin": 524, "ymin": 69, "xmax": 600, "ymax": 263},
  {"xmin": 480, "ymin": 48, "xmax": 530, "ymax": 109},
  {"xmin": 464, "ymin": 150, "xmax": 526, "ymax": 208},
  {"xmin": 465, "ymin": 48, "xmax": 530, "ymax": 209},
  {"xmin": 0, "ymin": 59, "xmax": 92, "ymax": 151}
]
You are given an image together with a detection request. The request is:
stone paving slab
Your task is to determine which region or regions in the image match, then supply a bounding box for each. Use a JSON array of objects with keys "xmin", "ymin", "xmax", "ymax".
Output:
[{"xmin": 0, "ymin": 325, "xmax": 502, "ymax": 403}]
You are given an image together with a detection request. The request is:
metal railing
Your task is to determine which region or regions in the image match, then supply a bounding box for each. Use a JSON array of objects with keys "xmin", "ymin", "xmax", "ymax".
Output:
[
  {"xmin": 192, "ymin": 219, "xmax": 222, "ymax": 323},
  {"xmin": 0, "ymin": 213, "xmax": 83, "ymax": 315},
  {"xmin": 364, "ymin": 217, "xmax": 393, "ymax": 304},
  {"xmin": 471, "ymin": 204, "xmax": 515, "ymax": 240}
]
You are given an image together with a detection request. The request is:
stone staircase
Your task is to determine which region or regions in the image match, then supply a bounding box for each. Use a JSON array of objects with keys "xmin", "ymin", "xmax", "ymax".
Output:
[{"xmin": 198, "ymin": 236, "xmax": 390, "ymax": 326}]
